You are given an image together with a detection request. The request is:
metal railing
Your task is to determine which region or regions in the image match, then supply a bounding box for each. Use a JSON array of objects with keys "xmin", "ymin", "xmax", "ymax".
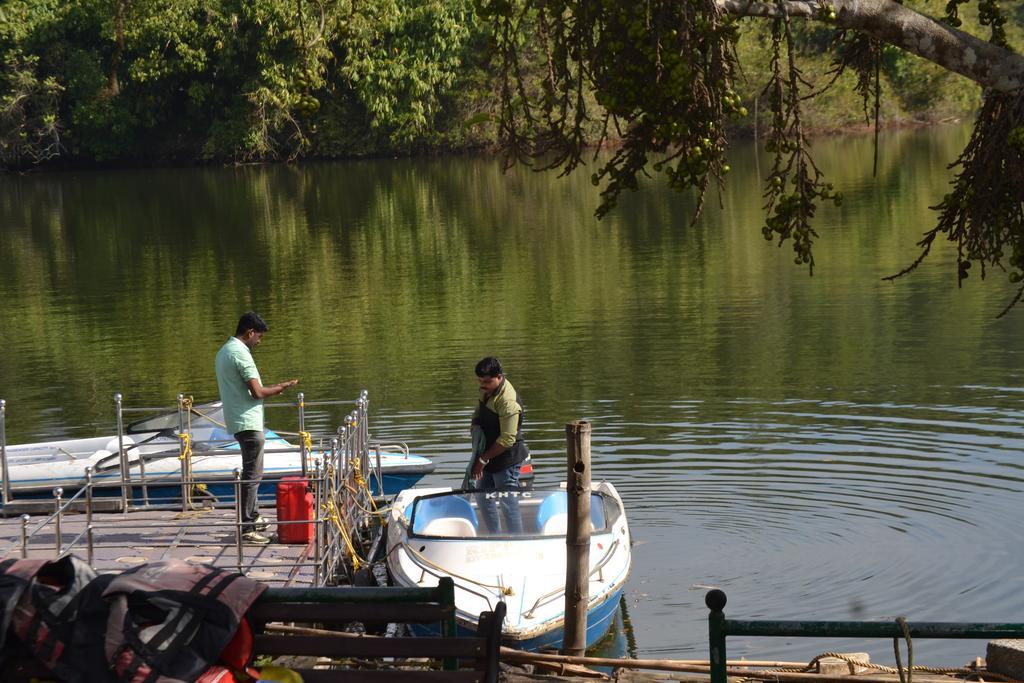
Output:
[
  {"xmin": 0, "ymin": 390, "xmax": 387, "ymax": 588},
  {"xmin": 1, "ymin": 399, "xmax": 8, "ymax": 506},
  {"xmin": 706, "ymin": 590, "xmax": 1024, "ymax": 683}
]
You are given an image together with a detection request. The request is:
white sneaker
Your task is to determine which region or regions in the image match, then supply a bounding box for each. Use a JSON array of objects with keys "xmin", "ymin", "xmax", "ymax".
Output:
[
  {"xmin": 254, "ymin": 516, "xmax": 269, "ymax": 532},
  {"xmin": 242, "ymin": 531, "xmax": 270, "ymax": 545}
]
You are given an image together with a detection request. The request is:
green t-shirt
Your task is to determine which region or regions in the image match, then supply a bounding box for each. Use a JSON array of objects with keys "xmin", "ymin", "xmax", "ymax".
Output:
[
  {"xmin": 474, "ymin": 379, "xmax": 522, "ymax": 449},
  {"xmin": 215, "ymin": 336, "xmax": 263, "ymax": 434}
]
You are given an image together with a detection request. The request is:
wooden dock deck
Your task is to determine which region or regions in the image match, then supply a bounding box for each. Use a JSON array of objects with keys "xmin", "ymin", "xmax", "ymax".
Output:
[{"xmin": 0, "ymin": 503, "xmax": 319, "ymax": 586}]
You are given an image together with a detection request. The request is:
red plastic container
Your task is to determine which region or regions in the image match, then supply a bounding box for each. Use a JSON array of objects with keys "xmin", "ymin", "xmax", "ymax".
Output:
[{"xmin": 276, "ymin": 476, "xmax": 314, "ymax": 544}]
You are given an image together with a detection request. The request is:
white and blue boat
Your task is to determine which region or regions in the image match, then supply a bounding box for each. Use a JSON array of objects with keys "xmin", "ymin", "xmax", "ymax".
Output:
[
  {"xmin": 386, "ymin": 482, "xmax": 631, "ymax": 651},
  {"xmin": 0, "ymin": 403, "xmax": 434, "ymax": 503}
]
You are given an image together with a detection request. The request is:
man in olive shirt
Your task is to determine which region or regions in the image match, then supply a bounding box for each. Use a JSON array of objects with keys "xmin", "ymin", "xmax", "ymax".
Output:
[
  {"xmin": 215, "ymin": 311, "xmax": 299, "ymax": 544},
  {"xmin": 470, "ymin": 356, "xmax": 530, "ymax": 533}
]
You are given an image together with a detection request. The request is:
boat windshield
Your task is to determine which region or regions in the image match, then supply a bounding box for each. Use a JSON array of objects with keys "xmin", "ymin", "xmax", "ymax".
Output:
[
  {"xmin": 409, "ymin": 489, "xmax": 618, "ymax": 539},
  {"xmin": 126, "ymin": 403, "xmax": 227, "ymax": 435}
]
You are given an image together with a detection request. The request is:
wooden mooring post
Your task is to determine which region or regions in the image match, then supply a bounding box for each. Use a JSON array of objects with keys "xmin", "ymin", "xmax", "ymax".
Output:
[{"xmin": 563, "ymin": 419, "xmax": 592, "ymax": 656}]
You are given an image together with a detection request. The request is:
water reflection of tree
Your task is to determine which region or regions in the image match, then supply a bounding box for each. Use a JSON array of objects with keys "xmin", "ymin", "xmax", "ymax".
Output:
[{"xmin": 1, "ymin": 125, "xmax": 1021, "ymax": 440}]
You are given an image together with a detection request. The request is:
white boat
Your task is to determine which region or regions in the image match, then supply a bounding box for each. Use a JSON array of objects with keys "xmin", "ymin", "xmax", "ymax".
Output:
[
  {"xmin": 386, "ymin": 482, "xmax": 631, "ymax": 651},
  {"xmin": 0, "ymin": 403, "xmax": 434, "ymax": 503}
]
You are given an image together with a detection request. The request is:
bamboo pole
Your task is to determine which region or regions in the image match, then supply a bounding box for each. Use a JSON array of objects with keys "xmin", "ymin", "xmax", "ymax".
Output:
[
  {"xmin": 500, "ymin": 649, "xmax": 813, "ymax": 670},
  {"xmin": 260, "ymin": 625, "xmax": 970, "ymax": 683},
  {"xmin": 564, "ymin": 419, "xmax": 592, "ymax": 656},
  {"xmin": 502, "ymin": 649, "xmax": 961, "ymax": 682},
  {"xmin": 262, "ymin": 625, "xmax": 799, "ymax": 670}
]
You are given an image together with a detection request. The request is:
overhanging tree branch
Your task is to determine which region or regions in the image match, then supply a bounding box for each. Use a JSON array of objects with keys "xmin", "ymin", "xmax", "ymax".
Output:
[{"xmin": 719, "ymin": 0, "xmax": 1024, "ymax": 91}]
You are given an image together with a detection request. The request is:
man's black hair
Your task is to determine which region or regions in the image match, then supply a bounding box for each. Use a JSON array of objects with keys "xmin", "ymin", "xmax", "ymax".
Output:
[
  {"xmin": 235, "ymin": 311, "xmax": 269, "ymax": 336},
  {"xmin": 475, "ymin": 356, "xmax": 503, "ymax": 378}
]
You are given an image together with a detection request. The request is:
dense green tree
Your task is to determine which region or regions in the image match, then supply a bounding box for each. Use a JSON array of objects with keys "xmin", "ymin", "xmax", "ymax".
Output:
[
  {"xmin": 0, "ymin": 0, "xmax": 482, "ymax": 163},
  {"xmin": 0, "ymin": 1, "xmax": 64, "ymax": 167}
]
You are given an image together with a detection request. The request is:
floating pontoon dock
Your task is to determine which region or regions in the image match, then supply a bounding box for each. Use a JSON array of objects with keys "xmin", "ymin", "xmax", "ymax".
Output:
[{"xmin": 0, "ymin": 390, "xmax": 393, "ymax": 587}]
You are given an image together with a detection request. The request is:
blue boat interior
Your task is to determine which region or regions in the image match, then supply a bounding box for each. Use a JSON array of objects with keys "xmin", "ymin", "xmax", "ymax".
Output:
[
  {"xmin": 535, "ymin": 492, "xmax": 607, "ymax": 534},
  {"xmin": 409, "ymin": 490, "xmax": 612, "ymax": 538},
  {"xmin": 411, "ymin": 495, "xmax": 479, "ymax": 534}
]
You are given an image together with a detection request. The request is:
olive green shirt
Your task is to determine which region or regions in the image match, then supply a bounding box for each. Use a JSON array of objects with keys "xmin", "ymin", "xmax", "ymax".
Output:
[
  {"xmin": 215, "ymin": 337, "xmax": 263, "ymax": 434},
  {"xmin": 474, "ymin": 379, "xmax": 522, "ymax": 449}
]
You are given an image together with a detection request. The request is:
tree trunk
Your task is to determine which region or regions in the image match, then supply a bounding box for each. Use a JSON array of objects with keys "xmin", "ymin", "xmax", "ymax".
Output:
[
  {"xmin": 107, "ymin": 0, "xmax": 125, "ymax": 96},
  {"xmin": 719, "ymin": 0, "xmax": 1024, "ymax": 92}
]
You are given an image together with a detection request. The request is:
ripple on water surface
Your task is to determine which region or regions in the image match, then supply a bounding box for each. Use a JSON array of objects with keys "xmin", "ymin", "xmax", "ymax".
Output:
[{"xmin": 372, "ymin": 393, "xmax": 1024, "ymax": 665}]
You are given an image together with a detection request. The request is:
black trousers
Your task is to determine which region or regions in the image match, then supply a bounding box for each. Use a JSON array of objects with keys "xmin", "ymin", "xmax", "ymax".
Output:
[{"xmin": 234, "ymin": 430, "xmax": 265, "ymax": 531}]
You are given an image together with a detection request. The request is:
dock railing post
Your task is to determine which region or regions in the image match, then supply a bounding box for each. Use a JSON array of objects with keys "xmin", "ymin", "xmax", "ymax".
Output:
[
  {"xmin": 20, "ymin": 514, "xmax": 29, "ymax": 558},
  {"xmin": 298, "ymin": 392, "xmax": 307, "ymax": 477},
  {"xmin": 234, "ymin": 468, "xmax": 244, "ymax": 573},
  {"xmin": 115, "ymin": 394, "xmax": 130, "ymax": 512},
  {"xmin": 313, "ymin": 458, "xmax": 322, "ymax": 587},
  {"xmin": 707, "ymin": 590, "xmax": 729, "ymax": 683},
  {"xmin": 86, "ymin": 467, "xmax": 96, "ymax": 567},
  {"xmin": 1, "ymin": 399, "xmax": 10, "ymax": 506},
  {"xmin": 177, "ymin": 394, "xmax": 190, "ymax": 512},
  {"xmin": 563, "ymin": 419, "xmax": 592, "ymax": 657},
  {"xmin": 327, "ymin": 437, "xmax": 339, "ymax": 579},
  {"xmin": 85, "ymin": 467, "xmax": 94, "ymax": 529},
  {"xmin": 53, "ymin": 487, "xmax": 63, "ymax": 556},
  {"xmin": 337, "ymin": 427, "xmax": 348, "ymax": 509},
  {"xmin": 359, "ymin": 389, "xmax": 369, "ymax": 446},
  {"xmin": 353, "ymin": 412, "xmax": 367, "ymax": 487},
  {"xmin": 330, "ymin": 437, "xmax": 339, "ymax": 492}
]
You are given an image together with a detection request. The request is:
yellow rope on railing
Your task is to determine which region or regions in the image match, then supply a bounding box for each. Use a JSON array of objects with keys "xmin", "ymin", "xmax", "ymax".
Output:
[
  {"xmin": 177, "ymin": 432, "xmax": 192, "ymax": 461},
  {"xmin": 342, "ymin": 482, "xmax": 383, "ymax": 517},
  {"xmin": 178, "ymin": 396, "xmax": 205, "ymax": 508},
  {"xmin": 321, "ymin": 461, "xmax": 367, "ymax": 571},
  {"xmin": 343, "ymin": 473, "xmax": 383, "ymax": 518},
  {"xmin": 351, "ymin": 464, "xmax": 383, "ymax": 516},
  {"xmin": 324, "ymin": 498, "xmax": 363, "ymax": 570},
  {"xmin": 298, "ymin": 430, "xmax": 313, "ymax": 469}
]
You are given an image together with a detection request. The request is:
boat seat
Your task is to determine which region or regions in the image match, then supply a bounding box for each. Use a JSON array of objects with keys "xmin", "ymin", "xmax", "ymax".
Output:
[
  {"xmin": 541, "ymin": 513, "xmax": 569, "ymax": 535},
  {"xmin": 536, "ymin": 492, "xmax": 607, "ymax": 535},
  {"xmin": 422, "ymin": 517, "xmax": 478, "ymax": 538},
  {"xmin": 412, "ymin": 495, "xmax": 479, "ymax": 535}
]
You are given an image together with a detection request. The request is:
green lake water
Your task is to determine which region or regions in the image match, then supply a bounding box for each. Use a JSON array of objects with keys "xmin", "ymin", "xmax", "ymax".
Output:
[{"xmin": 2, "ymin": 122, "xmax": 1023, "ymax": 665}]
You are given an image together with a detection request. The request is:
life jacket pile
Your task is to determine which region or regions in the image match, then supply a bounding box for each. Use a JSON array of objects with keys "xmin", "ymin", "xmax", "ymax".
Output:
[
  {"xmin": 0, "ymin": 556, "xmax": 267, "ymax": 683},
  {"xmin": 0, "ymin": 555, "xmax": 102, "ymax": 681}
]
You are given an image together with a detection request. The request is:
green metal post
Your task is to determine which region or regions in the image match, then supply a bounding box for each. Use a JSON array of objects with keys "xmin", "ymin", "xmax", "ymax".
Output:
[
  {"xmin": 439, "ymin": 576, "xmax": 458, "ymax": 671},
  {"xmin": 707, "ymin": 590, "xmax": 728, "ymax": 683}
]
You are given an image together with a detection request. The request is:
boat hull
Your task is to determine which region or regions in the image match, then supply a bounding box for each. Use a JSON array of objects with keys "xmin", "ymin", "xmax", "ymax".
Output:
[
  {"xmin": 1, "ymin": 434, "xmax": 434, "ymax": 504},
  {"xmin": 387, "ymin": 483, "xmax": 632, "ymax": 652},
  {"xmin": 412, "ymin": 585, "xmax": 624, "ymax": 651}
]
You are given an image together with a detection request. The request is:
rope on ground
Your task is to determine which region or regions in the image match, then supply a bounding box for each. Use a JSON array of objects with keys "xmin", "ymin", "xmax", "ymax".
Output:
[
  {"xmin": 806, "ymin": 651, "xmax": 973, "ymax": 676},
  {"xmin": 172, "ymin": 507, "xmax": 217, "ymax": 520}
]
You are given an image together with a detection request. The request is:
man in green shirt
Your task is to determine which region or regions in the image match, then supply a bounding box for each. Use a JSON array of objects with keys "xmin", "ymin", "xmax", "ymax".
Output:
[
  {"xmin": 215, "ymin": 311, "xmax": 299, "ymax": 544},
  {"xmin": 470, "ymin": 356, "xmax": 530, "ymax": 533}
]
